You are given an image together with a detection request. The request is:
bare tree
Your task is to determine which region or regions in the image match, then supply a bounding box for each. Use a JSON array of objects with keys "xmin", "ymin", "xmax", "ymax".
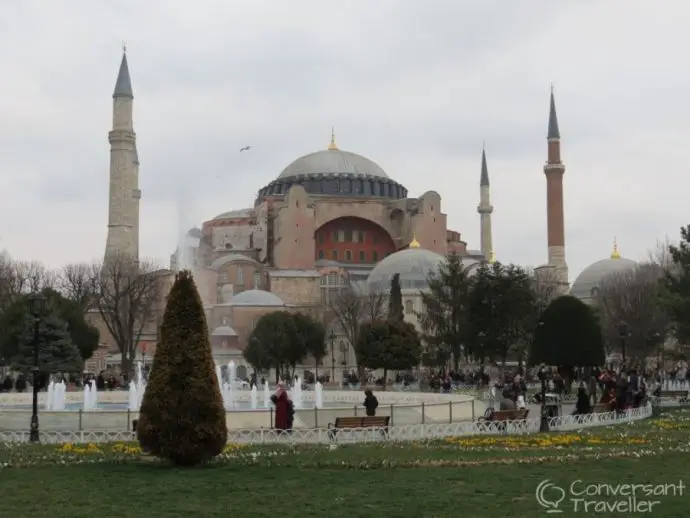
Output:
[
  {"xmin": 328, "ymin": 278, "xmax": 386, "ymax": 378},
  {"xmin": 595, "ymin": 263, "xmax": 669, "ymax": 364},
  {"xmin": 90, "ymin": 253, "xmax": 164, "ymax": 377},
  {"xmin": 525, "ymin": 265, "xmax": 561, "ymax": 313},
  {"xmin": 59, "ymin": 263, "xmax": 98, "ymax": 311},
  {"xmin": 647, "ymin": 236, "xmax": 677, "ymax": 274},
  {"xmin": 0, "ymin": 254, "xmax": 57, "ymax": 312}
]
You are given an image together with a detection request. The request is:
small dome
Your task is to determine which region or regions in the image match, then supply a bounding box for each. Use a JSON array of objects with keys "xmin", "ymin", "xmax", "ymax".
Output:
[
  {"xmin": 229, "ymin": 289, "xmax": 284, "ymax": 307},
  {"xmin": 571, "ymin": 257, "xmax": 637, "ymax": 300},
  {"xmin": 211, "ymin": 325, "xmax": 238, "ymax": 337},
  {"xmin": 213, "ymin": 208, "xmax": 254, "ymax": 220},
  {"xmin": 278, "ymin": 148, "xmax": 388, "ymax": 180},
  {"xmin": 367, "ymin": 248, "xmax": 445, "ymax": 291}
]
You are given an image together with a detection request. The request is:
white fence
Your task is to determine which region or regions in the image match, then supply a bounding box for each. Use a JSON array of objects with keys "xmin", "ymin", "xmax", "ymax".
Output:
[{"xmin": 0, "ymin": 404, "xmax": 652, "ymax": 445}]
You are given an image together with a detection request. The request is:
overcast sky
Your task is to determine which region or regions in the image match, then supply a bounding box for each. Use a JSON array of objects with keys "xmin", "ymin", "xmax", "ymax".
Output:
[{"xmin": 1, "ymin": 0, "xmax": 688, "ymax": 281}]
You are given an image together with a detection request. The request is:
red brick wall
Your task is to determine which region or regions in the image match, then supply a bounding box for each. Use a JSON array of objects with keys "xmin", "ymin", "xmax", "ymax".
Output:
[{"xmin": 315, "ymin": 217, "xmax": 396, "ymax": 264}]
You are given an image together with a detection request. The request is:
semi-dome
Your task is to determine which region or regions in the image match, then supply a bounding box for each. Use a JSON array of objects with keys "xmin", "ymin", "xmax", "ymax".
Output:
[
  {"xmin": 229, "ymin": 289, "xmax": 285, "ymax": 307},
  {"xmin": 570, "ymin": 244, "xmax": 637, "ymax": 301},
  {"xmin": 278, "ymin": 148, "xmax": 388, "ymax": 180},
  {"xmin": 367, "ymin": 240, "xmax": 445, "ymax": 291}
]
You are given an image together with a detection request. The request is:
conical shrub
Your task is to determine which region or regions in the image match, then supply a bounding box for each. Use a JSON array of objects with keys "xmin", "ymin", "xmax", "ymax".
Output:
[{"xmin": 137, "ymin": 270, "xmax": 227, "ymax": 465}]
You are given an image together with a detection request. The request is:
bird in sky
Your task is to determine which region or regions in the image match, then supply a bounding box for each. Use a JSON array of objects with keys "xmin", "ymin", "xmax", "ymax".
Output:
[{"xmin": 239, "ymin": 146, "xmax": 252, "ymax": 152}]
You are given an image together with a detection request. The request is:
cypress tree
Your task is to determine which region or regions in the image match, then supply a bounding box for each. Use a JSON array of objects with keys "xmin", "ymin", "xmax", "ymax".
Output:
[
  {"xmin": 388, "ymin": 273, "xmax": 404, "ymax": 323},
  {"xmin": 137, "ymin": 270, "xmax": 227, "ymax": 466}
]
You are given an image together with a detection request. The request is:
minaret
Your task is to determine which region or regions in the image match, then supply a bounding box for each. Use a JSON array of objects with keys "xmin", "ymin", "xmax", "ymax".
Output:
[
  {"xmin": 477, "ymin": 145, "xmax": 494, "ymax": 261},
  {"xmin": 104, "ymin": 48, "xmax": 140, "ymax": 263},
  {"xmin": 544, "ymin": 86, "xmax": 568, "ymax": 284}
]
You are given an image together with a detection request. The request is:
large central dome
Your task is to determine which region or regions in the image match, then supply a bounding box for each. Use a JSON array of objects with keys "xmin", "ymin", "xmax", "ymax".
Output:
[
  {"xmin": 278, "ymin": 148, "xmax": 388, "ymax": 180},
  {"xmin": 257, "ymin": 133, "xmax": 407, "ymax": 201}
]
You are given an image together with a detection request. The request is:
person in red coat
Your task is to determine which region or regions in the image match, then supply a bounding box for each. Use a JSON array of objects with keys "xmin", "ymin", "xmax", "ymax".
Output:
[{"xmin": 271, "ymin": 382, "xmax": 292, "ymax": 431}]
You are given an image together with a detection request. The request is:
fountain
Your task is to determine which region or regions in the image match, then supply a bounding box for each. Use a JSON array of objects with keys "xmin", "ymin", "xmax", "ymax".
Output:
[
  {"xmin": 83, "ymin": 380, "xmax": 98, "ymax": 411},
  {"xmin": 226, "ymin": 361, "xmax": 237, "ymax": 409},
  {"xmin": 292, "ymin": 377, "xmax": 303, "ymax": 409},
  {"xmin": 263, "ymin": 381, "xmax": 270, "ymax": 408},
  {"xmin": 250, "ymin": 385, "xmax": 258, "ymax": 409},
  {"xmin": 51, "ymin": 381, "xmax": 66, "ymax": 411},
  {"xmin": 45, "ymin": 380, "xmax": 55, "ymax": 410},
  {"xmin": 314, "ymin": 381, "xmax": 324, "ymax": 409},
  {"xmin": 128, "ymin": 381, "xmax": 138, "ymax": 411}
]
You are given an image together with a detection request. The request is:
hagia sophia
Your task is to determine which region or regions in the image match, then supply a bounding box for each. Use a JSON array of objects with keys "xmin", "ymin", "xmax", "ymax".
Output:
[{"xmin": 90, "ymin": 52, "xmax": 641, "ymax": 377}]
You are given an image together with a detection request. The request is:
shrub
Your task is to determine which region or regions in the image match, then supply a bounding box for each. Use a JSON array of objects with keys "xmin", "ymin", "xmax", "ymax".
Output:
[{"xmin": 137, "ymin": 270, "xmax": 227, "ymax": 466}]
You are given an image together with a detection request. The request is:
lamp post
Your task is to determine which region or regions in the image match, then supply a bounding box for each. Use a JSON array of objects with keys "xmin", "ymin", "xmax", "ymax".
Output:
[
  {"xmin": 29, "ymin": 293, "xmax": 46, "ymax": 443},
  {"xmin": 329, "ymin": 330, "xmax": 336, "ymax": 382},
  {"xmin": 617, "ymin": 321, "xmax": 629, "ymax": 368}
]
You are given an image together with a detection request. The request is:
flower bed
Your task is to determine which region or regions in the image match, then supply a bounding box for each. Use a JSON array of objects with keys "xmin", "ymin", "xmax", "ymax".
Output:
[{"xmin": 2, "ymin": 408, "xmax": 686, "ymax": 470}]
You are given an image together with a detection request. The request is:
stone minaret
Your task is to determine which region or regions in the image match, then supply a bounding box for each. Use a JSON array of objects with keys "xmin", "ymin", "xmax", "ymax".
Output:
[
  {"xmin": 104, "ymin": 50, "xmax": 140, "ymax": 263},
  {"xmin": 544, "ymin": 86, "xmax": 568, "ymax": 284},
  {"xmin": 477, "ymin": 145, "xmax": 494, "ymax": 261}
]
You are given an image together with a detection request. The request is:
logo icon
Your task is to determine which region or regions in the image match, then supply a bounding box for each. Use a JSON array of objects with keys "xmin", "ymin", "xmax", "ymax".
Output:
[{"xmin": 536, "ymin": 480, "xmax": 566, "ymax": 513}]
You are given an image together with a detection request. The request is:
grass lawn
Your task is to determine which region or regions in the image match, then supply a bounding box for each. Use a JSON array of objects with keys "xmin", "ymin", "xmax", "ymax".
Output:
[{"xmin": 1, "ymin": 409, "xmax": 689, "ymax": 517}]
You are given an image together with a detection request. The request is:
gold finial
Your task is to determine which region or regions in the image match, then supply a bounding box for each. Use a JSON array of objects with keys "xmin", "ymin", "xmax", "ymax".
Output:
[
  {"xmin": 409, "ymin": 233, "xmax": 420, "ymax": 249},
  {"xmin": 488, "ymin": 250, "xmax": 496, "ymax": 264},
  {"xmin": 328, "ymin": 127, "xmax": 338, "ymax": 150},
  {"xmin": 611, "ymin": 237, "xmax": 621, "ymax": 259}
]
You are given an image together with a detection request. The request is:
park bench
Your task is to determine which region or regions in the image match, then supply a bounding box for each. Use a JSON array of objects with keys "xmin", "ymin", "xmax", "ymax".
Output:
[
  {"xmin": 327, "ymin": 416, "xmax": 390, "ymax": 440},
  {"xmin": 477, "ymin": 408, "xmax": 529, "ymax": 432},
  {"xmin": 659, "ymin": 390, "xmax": 688, "ymax": 402}
]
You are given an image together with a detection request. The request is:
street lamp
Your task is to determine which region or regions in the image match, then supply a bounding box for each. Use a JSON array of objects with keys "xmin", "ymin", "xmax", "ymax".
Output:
[
  {"xmin": 329, "ymin": 330, "xmax": 336, "ymax": 382},
  {"xmin": 28, "ymin": 293, "xmax": 46, "ymax": 443},
  {"xmin": 617, "ymin": 321, "xmax": 629, "ymax": 367}
]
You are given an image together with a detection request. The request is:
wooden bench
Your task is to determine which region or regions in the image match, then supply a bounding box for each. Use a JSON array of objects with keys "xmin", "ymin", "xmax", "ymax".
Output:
[
  {"xmin": 327, "ymin": 416, "xmax": 390, "ymax": 440},
  {"xmin": 477, "ymin": 408, "xmax": 529, "ymax": 432},
  {"xmin": 660, "ymin": 390, "xmax": 688, "ymax": 402}
]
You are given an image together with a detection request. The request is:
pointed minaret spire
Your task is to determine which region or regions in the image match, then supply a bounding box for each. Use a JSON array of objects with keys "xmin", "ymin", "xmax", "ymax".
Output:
[
  {"xmin": 105, "ymin": 49, "xmax": 139, "ymax": 264},
  {"xmin": 113, "ymin": 47, "xmax": 133, "ymax": 99},
  {"xmin": 477, "ymin": 144, "xmax": 494, "ymax": 261},
  {"xmin": 480, "ymin": 143, "xmax": 490, "ymax": 186},
  {"xmin": 543, "ymin": 85, "xmax": 568, "ymax": 289},
  {"xmin": 548, "ymin": 83, "xmax": 560, "ymax": 140}
]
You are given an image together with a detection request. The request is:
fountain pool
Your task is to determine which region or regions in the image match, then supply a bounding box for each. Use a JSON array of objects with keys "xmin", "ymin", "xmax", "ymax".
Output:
[{"xmin": 2, "ymin": 400, "xmax": 352, "ymax": 412}]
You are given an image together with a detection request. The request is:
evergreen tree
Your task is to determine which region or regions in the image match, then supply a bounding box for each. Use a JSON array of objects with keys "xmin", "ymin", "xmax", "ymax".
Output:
[
  {"xmin": 0, "ymin": 290, "xmax": 99, "ymax": 364},
  {"xmin": 137, "ymin": 270, "xmax": 227, "ymax": 466},
  {"xmin": 244, "ymin": 312, "xmax": 324, "ymax": 381},
  {"xmin": 467, "ymin": 262, "xmax": 536, "ymax": 367},
  {"xmin": 292, "ymin": 312, "xmax": 327, "ymax": 369},
  {"xmin": 10, "ymin": 312, "xmax": 82, "ymax": 374},
  {"xmin": 355, "ymin": 320, "xmax": 421, "ymax": 386},
  {"xmin": 388, "ymin": 273, "xmax": 404, "ymax": 323},
  {"xmin": 418, "ymin": 253, "xmax": 471, "ymax": 369},
  {"xmin": 662, "ymin": 225, "xmax": 690, "ymax": 344},
  {"xmin": 529, "ymin": 295, "xmax": 604, "ymax": 369}
]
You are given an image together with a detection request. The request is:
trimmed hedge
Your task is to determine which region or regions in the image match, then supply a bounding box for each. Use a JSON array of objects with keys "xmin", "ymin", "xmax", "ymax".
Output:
[{"xmin": 137, "ymin": 270, "xmax": 227, "ymax": 466}]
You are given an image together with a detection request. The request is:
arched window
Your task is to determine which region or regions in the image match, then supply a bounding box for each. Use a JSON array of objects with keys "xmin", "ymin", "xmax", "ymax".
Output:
[
  {"xmin": 405, "ymin": 300, "xmax": 414, "ymax": 314},
  {"xmin": 345, "ymin": 250, "xmax": 352, "ymax": 262},
  {"xmin": 331, "ymin": 250, "xmax": 338, "ymax": 260},
  {"xmin": 372, "ymin": 251, "xmax": 379, "ymax": 262},
  {"xmin": 253, "ymin": 272, "xmax": 261, "ymax": 289},
  {"xmin": 237, "ymin": 267, "xmax": 244, "ymax": 284},
  {"xmin": 318, "ymin": 250, "xmax": 325, "ymax": 259}
]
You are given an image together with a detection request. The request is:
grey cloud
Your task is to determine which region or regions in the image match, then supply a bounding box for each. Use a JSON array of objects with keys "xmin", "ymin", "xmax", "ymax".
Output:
[{"xmin": 1, "ymin": 0, "xmax": 689, "ymax": 281}]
